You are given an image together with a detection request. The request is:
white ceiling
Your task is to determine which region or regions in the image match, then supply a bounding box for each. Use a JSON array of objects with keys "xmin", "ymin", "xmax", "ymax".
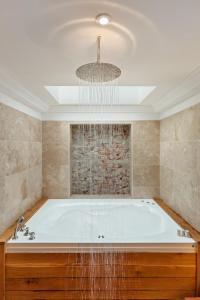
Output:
[{"xmin": 0, "ymin": 0, "xmax": 200, "ymax": 120}]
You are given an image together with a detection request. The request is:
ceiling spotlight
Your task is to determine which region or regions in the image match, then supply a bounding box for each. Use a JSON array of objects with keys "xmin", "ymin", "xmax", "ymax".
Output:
[{"xmin": 96, "ymin": 13, "xmax": 111, "ymax": 26}]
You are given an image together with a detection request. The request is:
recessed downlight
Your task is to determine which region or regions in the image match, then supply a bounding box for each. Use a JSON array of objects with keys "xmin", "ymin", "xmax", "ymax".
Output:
[{"xmin": 96, "ymin": 13, "xmax": 111, "ymax": 26}]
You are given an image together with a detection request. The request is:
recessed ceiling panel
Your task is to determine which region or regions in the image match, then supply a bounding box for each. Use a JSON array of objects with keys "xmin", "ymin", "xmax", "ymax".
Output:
[{"xmin": 45, "ymin": 85, "xmax": 156, "ymax": 105}]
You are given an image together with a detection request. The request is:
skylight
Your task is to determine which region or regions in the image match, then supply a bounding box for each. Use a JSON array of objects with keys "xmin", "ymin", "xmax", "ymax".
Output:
[{"xmin": 45, "ymin": 86, "xmax": 156, "ymax": 105}]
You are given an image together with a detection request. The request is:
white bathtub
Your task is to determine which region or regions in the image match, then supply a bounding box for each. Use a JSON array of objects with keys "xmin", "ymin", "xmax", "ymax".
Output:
[{"xmin": 7, "ymin": 199, "xmax": 196, "ymax": 253}]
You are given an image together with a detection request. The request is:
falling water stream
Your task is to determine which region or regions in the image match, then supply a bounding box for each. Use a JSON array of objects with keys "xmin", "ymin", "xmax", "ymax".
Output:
[
  {"xmin": 69, "ymin": 58, "xmax": 128, "ymax": 298},
  {"xmin": 69, "ymin": 123, "xmax": 130, "ymax": 299}
]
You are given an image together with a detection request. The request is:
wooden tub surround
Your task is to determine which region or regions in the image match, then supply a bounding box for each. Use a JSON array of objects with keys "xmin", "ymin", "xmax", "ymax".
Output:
[{"xmin": 0, "ymin": 197, "xmax": 199, "ymax": 300}]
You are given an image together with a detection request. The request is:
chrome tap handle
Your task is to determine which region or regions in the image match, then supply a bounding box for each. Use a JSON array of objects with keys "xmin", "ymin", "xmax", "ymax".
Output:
[
  {"xmin": 24, "ymin": 227, "xmax": 30, "ymax": 236},
  {"xmin": 12, "ymin": 216, "xmax": 25, "ymax": 240},
  {"xmin": 29, "ymin": 232, "xmax": 35, "ymax": 240},
  {"xmin": 20, "ymin": 223, "xmax": 26, "ymax": 232}
]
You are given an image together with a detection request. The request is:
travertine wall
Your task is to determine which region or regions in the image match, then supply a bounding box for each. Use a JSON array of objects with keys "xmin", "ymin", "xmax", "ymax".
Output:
[
  {"xmin": 42, "ymin": 121, "xmax": 70, "ymax": 198},
  {"xmin": 0, "ymin": 103, "xmax": 42, "ymax": 234},
  {"xmin": 160, "ymin": 104, "xmax": 200, "ymax": 231},
  {"xmin": 132, "ymin": 121, "xmax": 160, "ymax": 198},
  {"xmin": 1, "ymin": 102, "xmax": 199, "ymax": 232},
  {"xmin": 42, "ymin": 121, "xmax": 160, "ymax": 198}
]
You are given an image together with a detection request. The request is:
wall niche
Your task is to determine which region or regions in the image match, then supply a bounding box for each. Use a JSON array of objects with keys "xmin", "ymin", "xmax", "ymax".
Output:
[{"xmin": 71, "ymin": 124, "xmax": 131, "ymax": 195}]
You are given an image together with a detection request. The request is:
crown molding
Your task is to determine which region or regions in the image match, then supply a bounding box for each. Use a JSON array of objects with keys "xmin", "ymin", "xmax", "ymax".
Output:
[
  {"xmin": 47, "ymin": 104, "xmax": 155, "ymax": 113},
  {"xmin": 0, "ymin": 71, "xmax": 49, "ymax": 113},
  {"xmin": 153, "ymin": 66, "xmax": 200, "ymax": 113},
  {"xmin": 159, "ymin": 92, "xmax": 200, "ymax": 120},
  {"xmin": 42, "ymin": 112, "xmax": 159, "ymax": 121},
  {"xmin": 42, "ymin": 105, "xmax": 159, "ymax": 121},
  {"xmin": 0, "ymin": 93, "xmax": 42, "ymax": 120}
]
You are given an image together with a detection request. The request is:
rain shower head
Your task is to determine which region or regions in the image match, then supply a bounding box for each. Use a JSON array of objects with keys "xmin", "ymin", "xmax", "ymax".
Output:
[{"xmin": 76, "ymin": 36, "xmax": 121, "ymax": 83}]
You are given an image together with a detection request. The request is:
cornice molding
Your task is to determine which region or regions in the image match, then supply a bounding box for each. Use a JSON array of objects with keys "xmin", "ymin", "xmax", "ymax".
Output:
[
  {"xmin": 47, "ymin": 104, "xmax": 155, "ymax": 113},
  {"xmin": 159, "ymin": 92, "xmax": 200, "ymax": 120},
  {"xmin": 153, "ymin": 66, "xmax": 200, "ymax": 112},
  {"xmin": 0, "ymin": 93, "xmax": 42, "ymax": 120},
  {"xmin": 0, "ymin": 71, "xmax": 48, "ymax": 112},
  {"xmin": 42, "ymin": 105, "xmax": 159, "ymax": 121},
  {"xmin": 42, "ymin": 112, "xmax": 159, "ymax": 121}
]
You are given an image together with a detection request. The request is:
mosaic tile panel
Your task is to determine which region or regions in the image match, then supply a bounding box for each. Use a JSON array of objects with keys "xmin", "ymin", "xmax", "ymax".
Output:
[{"xmin": 71, "ymin": 124, "xmax": 131, "ymax": 195}]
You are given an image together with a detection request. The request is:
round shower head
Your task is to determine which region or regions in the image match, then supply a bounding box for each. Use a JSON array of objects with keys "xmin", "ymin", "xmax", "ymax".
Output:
[
  {"xmin": 76, "ymin": 62, "xmax": 121, "ymax": 82},
  {"xmin": 76, "ymin": 36, "xmax": 121, "ymax": 83}
]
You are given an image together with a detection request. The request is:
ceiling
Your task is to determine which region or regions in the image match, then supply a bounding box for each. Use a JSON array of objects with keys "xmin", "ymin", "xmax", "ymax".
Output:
[{"xmin": 0, "ymin": 0, "xmax": 200, "ymax": 120}]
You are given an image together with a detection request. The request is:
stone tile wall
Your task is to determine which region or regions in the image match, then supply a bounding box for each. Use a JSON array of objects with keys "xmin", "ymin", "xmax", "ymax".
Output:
[
  {"xmin": 160, "ymin": 104, "xmax": 200, "ymax": 231},
  {"xmin": 42, "ymin": 121, "xmax": 70, "ymax": 198},
  {"xmin": 132, "ymin": 121, "xmax": 160, "ymax": 198},
  {"xmin": 1, "ymin": 102, "xmax": 199, "ymax": 233},
  {"xmin": 0, "ymin": 103, "xmax": 42, "ymax": 234},
  {"xmin": 42, "ymin": 121, "xmax": 160, "ymax": 198}
]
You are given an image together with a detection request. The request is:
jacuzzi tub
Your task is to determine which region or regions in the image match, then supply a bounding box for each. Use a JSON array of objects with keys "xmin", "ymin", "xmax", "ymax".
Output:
[{"xmin": 7, "ymin": 198, "xmax": 196, "ymax": 253}]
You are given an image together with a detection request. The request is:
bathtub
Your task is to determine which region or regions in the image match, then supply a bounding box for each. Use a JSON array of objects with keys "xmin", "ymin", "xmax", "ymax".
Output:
[
  {"xmin": 4, "ymin": 198, "xmax": 199, "ymax": 299},
  {"xmin": 7, "ymin": 198, "xmax": 196, "ymax": 253}
]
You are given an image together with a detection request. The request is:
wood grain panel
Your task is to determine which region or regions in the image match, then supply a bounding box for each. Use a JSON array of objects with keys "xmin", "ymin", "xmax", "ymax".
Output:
[
  {"xmin": 5, "ymin": 252, "xmax": 197, "ymax": 299},
  {"xmin": 0, "ymin": 243, "xmax": 5, "ymax": 300},
  {"xmin": 6, "ymin": 290, "xmax": 196, "ymax": 300},
  {"xmin": 197, "ymin": 242, "xmax": 200, "ymax": 296},
  {"xmin": 6, "ymin": 277, "xmax": 195, "ymax": 291},
  {"xmin": 6, "ymin": 252, "xmax": 196, "ymax": 266},
  {"xmin": 6, "ymin": 264, "xmax": 196, "ymax": 278}
]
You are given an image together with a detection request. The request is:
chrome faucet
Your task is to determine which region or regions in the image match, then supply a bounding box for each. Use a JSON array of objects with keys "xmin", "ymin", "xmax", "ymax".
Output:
[{"xmin": 12, "ymin": 216, "xmax": 25, "ymax": 240}]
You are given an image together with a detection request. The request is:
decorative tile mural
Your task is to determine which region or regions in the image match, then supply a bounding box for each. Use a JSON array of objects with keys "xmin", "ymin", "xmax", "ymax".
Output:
[{"xmin": 71, "ymin": 124, "xmax": 131, "ymax": 194}]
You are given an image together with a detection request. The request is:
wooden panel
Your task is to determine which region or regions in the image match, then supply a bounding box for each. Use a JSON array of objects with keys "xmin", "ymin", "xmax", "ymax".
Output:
[
  {"xmin": 197, "ymin": 242, "xmax": 200, "ymax": 296},
  {"xmin": 0, "ymin": 243, "xmax": 5, "ymax": 300},
  {"xmin": 6, "ymin": 252, "xmax": 197, "ymax": 266},
  {"xmin": 6, "ymin": 290, "xmax": 196, "ymax": 300},
  {"xmin": 6, "ymin": 264, "xmax": 196, "ymax": 278},
  {"xmin": 6, "ymin": 277, "xmax": 195, "ymax": 291},
  {"xmin": 6, "ymin": 251, "xmax": 197, "ymax": 299}
]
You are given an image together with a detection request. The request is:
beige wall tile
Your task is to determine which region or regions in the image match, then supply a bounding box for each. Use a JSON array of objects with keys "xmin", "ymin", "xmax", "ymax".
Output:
[
  {"xmin": 160, "ymin": 166, "xmax": 174, "ymax": 203},
  {"xmin": 175, "ymin": 104, "xmax": 200, "ymax": 142},
  {"xmin": 43, "ymin": 121, "xmax": 69, "ymax": 144},
  {"xmin": 160, "ymin": 141, "xmax": 175, "ymax": 169},
  {"xmin": 133, "ymin": 141, "xmax": 160, "ymax": 166},
  {"xmin": 29, "ymin": 116, "xmax": 42, "ymax": 142},
  {"xmin": 29, "ymin": 142, "xmax": 42, "ymax": 168},
  {"xmin": 0, "ymin": 103, "xmax": 42, "ymax": 234},
  {"xmin": 131, "ymin": 121, "xmax": 160, "ymax": 198},
  {"xmin": 43, "ymin": 163, "xmax": 69, "ymax": 198},
  {"xmin": 4, "ymin": 170, "xmax": 28, "ymax": 215},
  {"xmin": 0, "ymin": 104, "xmax": 6, "ymax": 140},
  {"xmin": 160, "ymin": 103, "xmax": 200, "ymax": 232},
  {"xmin": 173, "ymin": 142, "xmax": 197, "ymax": 173},
  {"xmin": 43, "ymin": 143, "xmax": 68, "ymax": 166},
  {"xmin": 160, "ymin": 115, "xmax": 177, "ymax": 142},
  {"xmin": 26, "ymin": 166, "xmax": 42, "ymax": 209},
  {"xmin": 132, "ymin": 186, "xmax": 160, "ymax": 199},
  {"xmin": 132, "ymin": 121, "xmax": 160, "ymax": 142},
  {"xmin": 5, "ymin": 141, "xmax": 29, "ymax": 175},
  {"xmin": 133, "ymin": 165, "xmax": 160, "ymax": 187},
  {"xmin": 2, "ymin": 105, "xmax": 30, "ymax": 141},
  {"xmin": 42, "ymin": 121, "xmax": 70, "ymax": 198},
  {"xmin": 0, "ymin": 140, "xmax": 6, "ymax": 173}
]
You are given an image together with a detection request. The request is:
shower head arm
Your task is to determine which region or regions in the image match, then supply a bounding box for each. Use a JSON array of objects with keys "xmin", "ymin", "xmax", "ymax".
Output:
[{"xmin": 97, "ymin": 36, "xmax": 101, "ymax": 64}]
